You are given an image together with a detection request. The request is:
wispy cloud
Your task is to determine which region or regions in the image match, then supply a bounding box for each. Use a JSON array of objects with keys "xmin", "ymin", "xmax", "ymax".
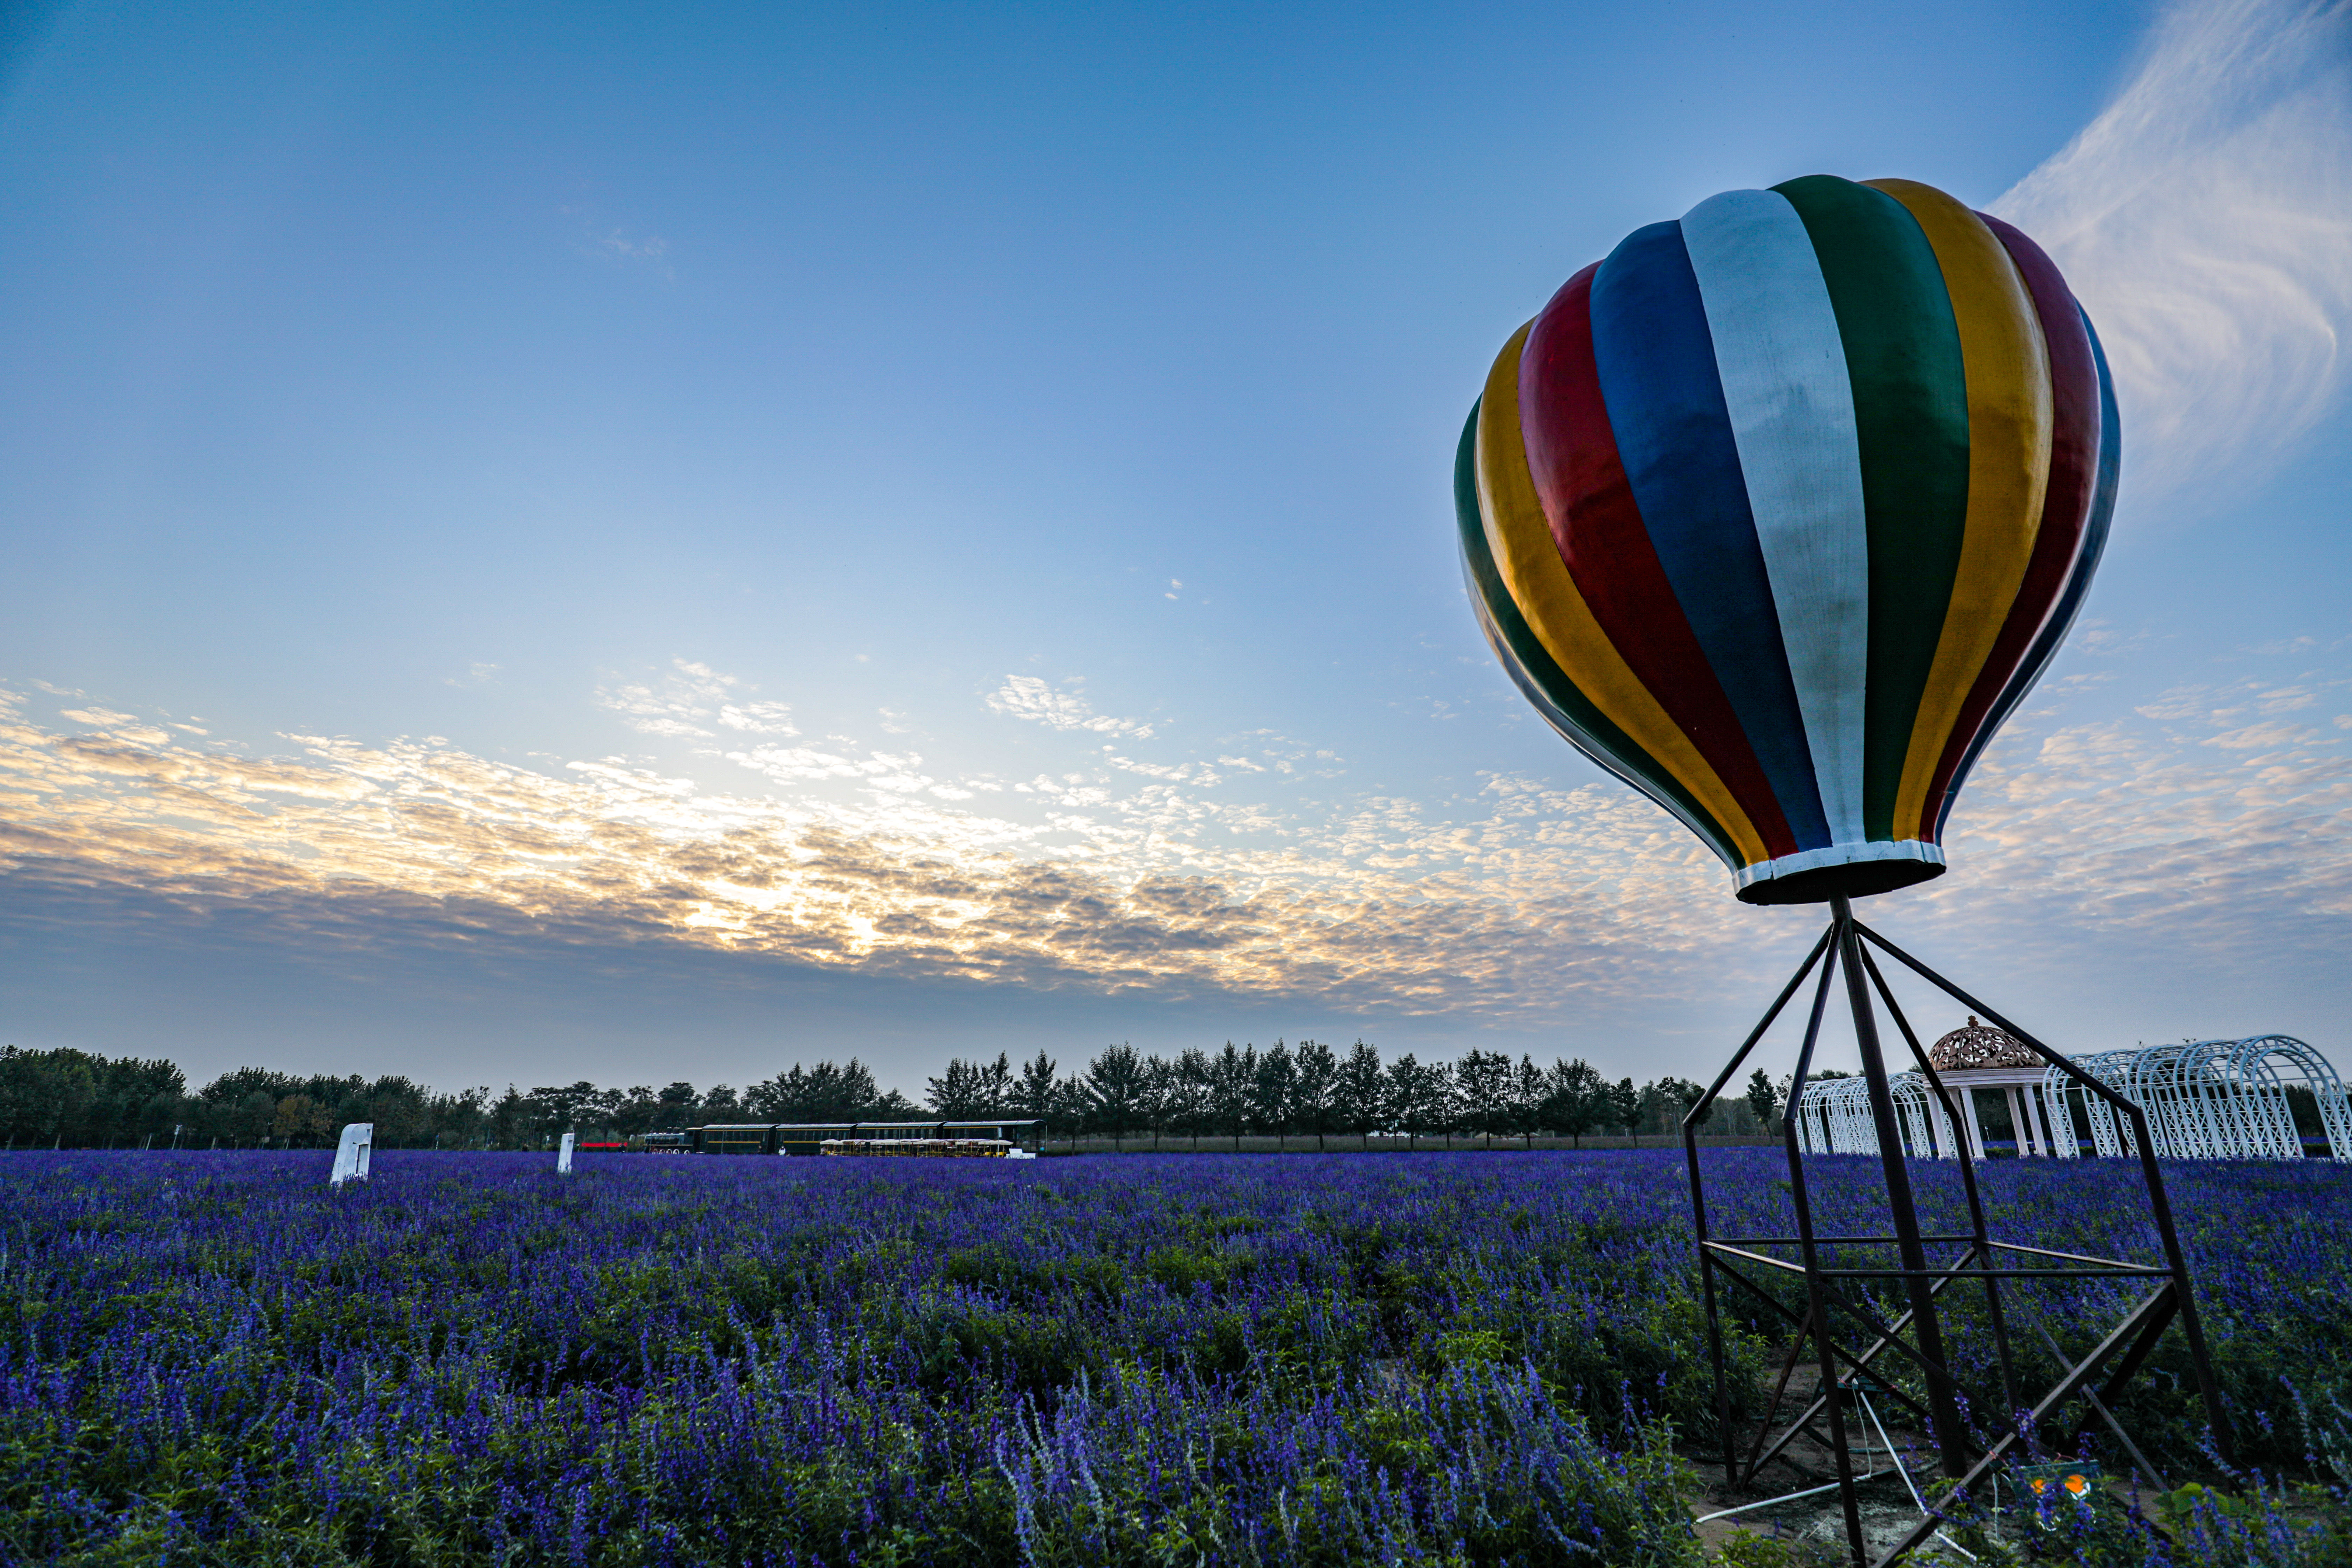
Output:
[
  {"xmin": 598, "ymin": 231, "xmax": 668, "ymax": 264},
  {"xmin": 985, "ymin": 676, "xmax": 1156, "ymax": 738},
  {"xmin": 725, "ymin": 742, "xmax": 956, "ymax": 798},
  {"xmin": 1991, "ymin": 0, "xmax": 2352, "ymax": 501},
  {"xmin": 596, "ymin": 659, "xmax": 797, "ymax": 738},
  {"xmin": 1102, "ymin": 749, "xmax": 1221, "ymax": 784}
]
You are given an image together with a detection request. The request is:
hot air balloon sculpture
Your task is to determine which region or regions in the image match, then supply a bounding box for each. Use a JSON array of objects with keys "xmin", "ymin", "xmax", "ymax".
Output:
[
  {"xmin": 1457, "ymin": 176, "xmax": 2227, "ymax": 1567},
  {"xmin": 1458, "ymin": 174, "xmax": 2117, "ymax": 905}
]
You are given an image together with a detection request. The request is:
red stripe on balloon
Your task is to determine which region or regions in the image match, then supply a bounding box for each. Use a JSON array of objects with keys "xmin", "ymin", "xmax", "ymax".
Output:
[
  {"xmin": 1915, "ymin": 214, "xmax": 2101, "ymax": 840},
  {"xmin": 1519, "ymin": 264, "xmax": 1800, "ymax": 859}
]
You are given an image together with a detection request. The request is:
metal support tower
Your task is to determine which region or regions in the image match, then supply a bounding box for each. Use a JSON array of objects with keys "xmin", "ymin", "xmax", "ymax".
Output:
[{"xmin": 1681, "ymin": 898, "xmax": 2231, "ymax": 1568}]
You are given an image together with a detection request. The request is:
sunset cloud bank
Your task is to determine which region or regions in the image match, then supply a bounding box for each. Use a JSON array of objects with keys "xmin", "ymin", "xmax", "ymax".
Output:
[{"xmin": 6, "ymin": 665, "xmax": 2348, "ymax": 1032}]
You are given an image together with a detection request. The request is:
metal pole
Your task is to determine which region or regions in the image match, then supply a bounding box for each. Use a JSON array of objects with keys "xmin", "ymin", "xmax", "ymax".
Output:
[
  {"xmin": 1783, "ymin": 930, "xmax": 1867, "ymax": 1568},
  {"xmin": 1830, "ymin": 895, "xmax": 1970, "ymax": 1478}
]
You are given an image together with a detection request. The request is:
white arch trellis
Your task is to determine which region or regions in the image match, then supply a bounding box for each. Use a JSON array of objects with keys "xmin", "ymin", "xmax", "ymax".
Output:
[
  {"xmin": 2048, "ymin": 1036, "xmax": 2352, "ymax": 1162},
  {"xmin": 1793, "ymin": 1035, "xmax": 2350, "ymax": 1161},
  {"xmin": 1793, "ymin": 1072, "xmax": 1960, "ymax": 1158}
]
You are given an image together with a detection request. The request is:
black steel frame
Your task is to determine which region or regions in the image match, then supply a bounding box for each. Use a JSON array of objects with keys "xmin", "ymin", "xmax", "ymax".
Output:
[{"xmin": 1681, "ymin": 897, "xmax": 2231, "ymax": 1568}]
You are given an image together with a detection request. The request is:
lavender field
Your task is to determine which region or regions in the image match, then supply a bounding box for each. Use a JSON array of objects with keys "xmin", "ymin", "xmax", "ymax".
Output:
[{"xmin": 2, "ymin": 1150, "xmax": 2347, "ymax": 1566}]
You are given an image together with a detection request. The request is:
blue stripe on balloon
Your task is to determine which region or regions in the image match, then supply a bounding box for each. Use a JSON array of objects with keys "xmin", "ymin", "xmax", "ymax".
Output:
[
  {"xmin": 1590, "ymin": 221, "xmax": 1832, "ymax": 850},
  {"xmin": 1934, "ymin": 303, "xmax": 2120, "ymax": 836}
]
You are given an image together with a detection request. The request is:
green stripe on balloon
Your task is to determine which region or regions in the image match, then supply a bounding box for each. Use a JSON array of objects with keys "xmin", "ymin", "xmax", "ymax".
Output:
[
  {"xmin": 1772, "ymin": 174, "xmax": 1971, "ymax": 841},
  {"xmin": 1454, "ymin": 404, "xmax": 1744, "ymax": 868}
]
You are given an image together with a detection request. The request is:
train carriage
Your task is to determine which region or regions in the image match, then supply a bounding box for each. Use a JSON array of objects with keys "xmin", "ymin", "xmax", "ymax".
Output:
[{"xmin": 678, "ymin": 1119, "xmax": 1044, "ymax": 1156}]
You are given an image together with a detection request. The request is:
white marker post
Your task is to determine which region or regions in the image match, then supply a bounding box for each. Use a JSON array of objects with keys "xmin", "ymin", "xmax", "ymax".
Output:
[
  {"xmin": 557, "ymin": 1132, "xmax": 575, "ymax": 1174},
  {"xmin": 330, "ymin": 1122, "xmax": 374, "ymax": 1186}
]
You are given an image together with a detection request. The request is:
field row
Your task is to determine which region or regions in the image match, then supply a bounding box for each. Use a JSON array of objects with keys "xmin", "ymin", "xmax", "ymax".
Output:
[{"xmin": 2, "ymin": 1150, "xmax": 2346, "ymax": 1565}]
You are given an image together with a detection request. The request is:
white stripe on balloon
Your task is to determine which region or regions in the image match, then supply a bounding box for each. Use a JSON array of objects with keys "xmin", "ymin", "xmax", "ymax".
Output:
[{"xmin": 1679, "ymin": 188, "xmax": 1870, "ymax": 846}]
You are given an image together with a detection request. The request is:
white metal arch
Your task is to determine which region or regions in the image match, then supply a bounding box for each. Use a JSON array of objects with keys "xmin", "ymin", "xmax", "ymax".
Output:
[
  {"xmin": 2043, "ymin": 1035, "xmax": 2350, "ymax": 1162},
  {"xmin": 1792, "ymin": 1072, "xmax": 1957, "ymax": 1159},
  {"xmin": 1794, "ymin": 1036, "xmax": 2348, "ymax": 1162}
]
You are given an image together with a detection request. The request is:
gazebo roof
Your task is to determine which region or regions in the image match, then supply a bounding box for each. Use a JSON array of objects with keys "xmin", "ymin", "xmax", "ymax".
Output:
[{"xmin": 1928, "ymin": 1016, "xmax": 2038, "ymax": 1071}]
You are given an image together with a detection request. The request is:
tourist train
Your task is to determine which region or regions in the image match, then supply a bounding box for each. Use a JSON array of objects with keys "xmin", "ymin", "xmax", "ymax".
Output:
[
  {"xmin": 1792, "ymin": 1020, "xmax": 2350, "ymax": 1160},
  {"xmin": 598, "ymin": 1119, "xmax": 1047, "ymax": 1158}
]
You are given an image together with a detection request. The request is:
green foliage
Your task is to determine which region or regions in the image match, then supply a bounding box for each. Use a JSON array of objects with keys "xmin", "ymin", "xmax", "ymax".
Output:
[
  {"xmin": 1715, "ymin": 1527, "xmax": 1846, "ymax": 1568},
  {"xmin": 0, "ymin": 1046, "xmax": 183, "ymax": 1148}
]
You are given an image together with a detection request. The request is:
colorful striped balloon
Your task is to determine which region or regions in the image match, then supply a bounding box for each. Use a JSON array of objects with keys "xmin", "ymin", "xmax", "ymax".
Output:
[{"xmin": 1459, "ymin": 175, "xmax": 2116, "ymax": 904}]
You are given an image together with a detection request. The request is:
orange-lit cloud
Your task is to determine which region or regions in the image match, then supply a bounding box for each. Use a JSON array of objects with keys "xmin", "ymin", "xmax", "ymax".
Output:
[{"xmin": 4, "ymin": 670, "xmax": 2349, "ymax": 1026}]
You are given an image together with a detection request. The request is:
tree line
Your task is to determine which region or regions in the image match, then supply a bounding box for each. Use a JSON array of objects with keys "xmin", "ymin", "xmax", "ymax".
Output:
[
  {"xmin": 1, "ymin": 1040, "xmax": 1791, "ymax": 1150},
  {"xmin": 926, "ymin": 1043, "xmax": 1786, "ymax": 1148}
]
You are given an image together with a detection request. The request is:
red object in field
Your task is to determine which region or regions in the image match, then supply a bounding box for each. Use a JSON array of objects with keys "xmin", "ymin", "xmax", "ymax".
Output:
[{"xmin": 574, "ymin": 1141, "xmax": 628, "ymax": 1152}]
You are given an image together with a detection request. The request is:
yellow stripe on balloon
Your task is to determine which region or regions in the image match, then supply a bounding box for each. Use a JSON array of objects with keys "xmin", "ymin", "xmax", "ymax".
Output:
[
  {"xmin": 1865, "ymin": 180, "xmax": 2053, "ymax": 840},
  {"xmin": 1473, "ymin": 323, "xmax": 1771, "ymax": 868}
]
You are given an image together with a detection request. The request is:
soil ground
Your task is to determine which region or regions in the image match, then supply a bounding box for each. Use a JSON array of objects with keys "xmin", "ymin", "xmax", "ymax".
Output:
[{"xmin": 1682, "ymin": 1367, "xmax": 2162, "ymax": 1562}]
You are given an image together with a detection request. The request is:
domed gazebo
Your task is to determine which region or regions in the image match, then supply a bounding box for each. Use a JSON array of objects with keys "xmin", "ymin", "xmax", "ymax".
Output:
[{"xmin": 1929, "ymin": 1016, "xmax": 2067, "ymax": 1157}]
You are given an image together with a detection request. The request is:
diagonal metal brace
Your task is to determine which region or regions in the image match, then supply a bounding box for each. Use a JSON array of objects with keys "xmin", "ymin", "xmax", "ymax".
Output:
[{"xmin": 1870, "ymin": 1283, "xmax": 2177, "ymax": 1568}]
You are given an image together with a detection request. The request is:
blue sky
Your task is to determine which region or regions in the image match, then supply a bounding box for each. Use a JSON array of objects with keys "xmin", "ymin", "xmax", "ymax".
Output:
[{"xmin": 3, "ymin": 0, "xmax": 2347, "ymax": 1098}]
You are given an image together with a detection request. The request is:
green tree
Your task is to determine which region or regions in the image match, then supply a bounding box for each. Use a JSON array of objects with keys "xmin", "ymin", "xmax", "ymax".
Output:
[
  {"xmin": 227, "ymin": 1091, "xmax": 278, "ymax": 1147},
  {"xmin": 272, "ymin": 1095, "xmax": 332, "ymax": 1146},
  {"xmin": 978, "ymin": 1052, "xmax": 1013, "ymax": 1116},
  {"xmin": 1138, "ymin": 1052, "xmax": 1181, "ymax": 1150},
  {"xmin": 1082, "ymin": 1044, "xmax": 1146, "ymax": 1148},
  {"xmin": 611, "ymin": 1086, "xmax": 660, "ymax": 1136},
  {"xmin": 1011, "ymin": 1050, "xmax": 1060, "ymax": 1122},
  {"xmin": 1332, "ymin": 1040, "xmax": 1385, "ymax": 1144},
  {"xmin": 1207, "ymin": 1043, "xmax": 1256, "ymax": 1151},
  {"xmin": 925, "ymin": 1058, "xmax": 986, "ymax": 1117},
  {"xmin": 1634, "ymin": 1076, "xmax": 1709, "ymax": 1136},
  {"xmin": 487, "ymin": 1086, "xmax": 532, "ymax": 1148},
  {"xmin": 0, "ymin": 1046, "xmax": 96, "ymax": 1146},
  {"xmin": 1251, "ymin": 1041, "xmax": 1296, "ymax": 1141},
  {"xmin": 1387, "ymin": 1053, "xmax": 1448, "ymax": 1151},
  {"xmin": 189, "ymin": 1068, "xmax": 284, "ymax": 1147},
  {"xmin": 0, "ymin": 1048, "xmax": 193, "ymax": 1148},
  {"xmin": 654, "ymin": 1081, "xmax": 700, "ymax": 1130},
  {"xmin": 1546, "ymin": 1058, "xmax": 1606, "ymax": 1148},
  {"xmin": 527, "ymin": 1082, "xmax": 605, "ymax": 1142},
  {"xmin": 750, "ymin": 1060, "xmax": 908, "ymax": 1122},
  {"xmin": 426, "ymin": 1086, "xmax": 489, "ymax": 1148},
  {"xmin": 1606, "ymin": 1077, "xmax": 1640, "ymax": 1138},
  {"xmin": 1452, "ymin": 1049, "xmax": 1512, "ymax": 1145},
  {"xmin": 1429, "ymin": 1058, "xmax": 1463, "ymax": 1148},
  {"xmin": 354, "ymin": 1076, "xmax": 430, "ymax": 1147},
  {"xmin": 1509, "ymin": 1055, "xmax": 1547, "ymax": 1148},
  {"xmin": 1169, "ymin": 1049, "xmax": 1214, "ymax": 1145},
  {"xmin": 1744, "ymin": 1068, "xmax": 1782, "ymax": 1136},
  {"xmin": 1292, "ymin": 1040, "xmax": 1338, "ymax": 1148}
]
